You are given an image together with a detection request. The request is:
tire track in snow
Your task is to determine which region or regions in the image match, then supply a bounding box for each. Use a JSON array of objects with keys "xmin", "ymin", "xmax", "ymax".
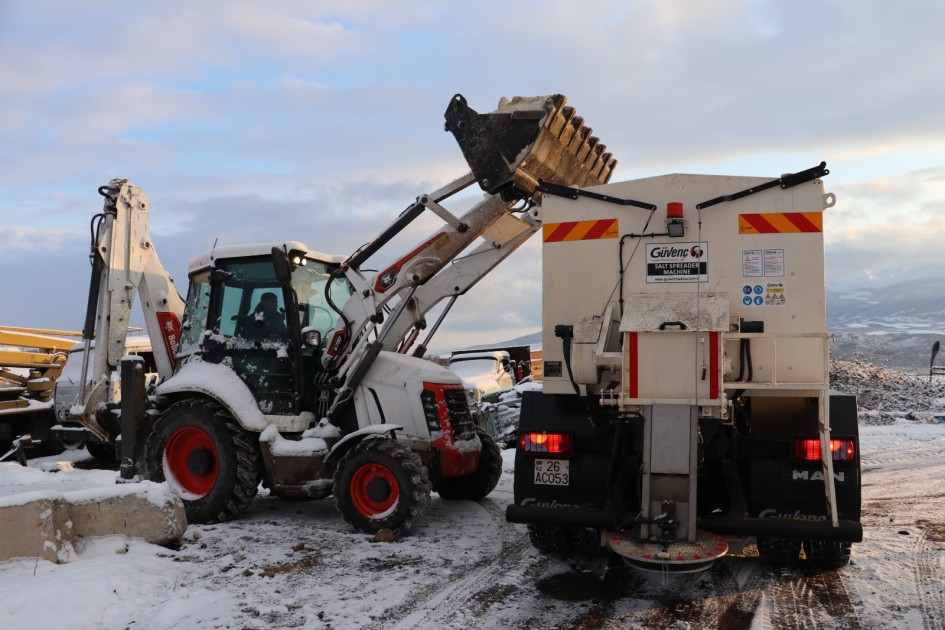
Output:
[
  {"xmin": 862, "ymin": 449, "xmax": 945, "ymax": 473},
  {"xmin": 765, "ymin": 567, "xmax": 865, "ymax": 630},
  {"xmin": 913, "ymin": 525, "xmax": 945, "ymax": 630},
  {"xmin": 363, "ymin": 499, "xmax": 530, "ymax": 630},
  {"xmin": 860, "ymin": 431, "xmax": 945, "ymax": 472},
  {"xmin": 601, "ymin": 557, "xmax": 871, "ymax": 630},
  {"xmin": 582, "ymin": 557, "xmax": 768, "ymax": 629}
]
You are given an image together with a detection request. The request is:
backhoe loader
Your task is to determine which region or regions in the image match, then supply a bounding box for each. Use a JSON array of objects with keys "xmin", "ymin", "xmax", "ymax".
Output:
[{"xmin": 69, "ymin": 93, "xmax": 617, "ymax": 535}]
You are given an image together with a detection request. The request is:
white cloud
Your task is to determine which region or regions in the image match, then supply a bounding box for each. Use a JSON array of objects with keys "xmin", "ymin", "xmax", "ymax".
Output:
[{"xmin": 1, "ymin": 0, "xmax": 944, "ymax": 347}]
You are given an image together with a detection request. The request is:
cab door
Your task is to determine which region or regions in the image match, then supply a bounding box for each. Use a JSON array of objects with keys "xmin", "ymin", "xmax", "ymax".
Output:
[{"xmin": 203, "ymin": 258, "xmax": 296, "ymax": 416}]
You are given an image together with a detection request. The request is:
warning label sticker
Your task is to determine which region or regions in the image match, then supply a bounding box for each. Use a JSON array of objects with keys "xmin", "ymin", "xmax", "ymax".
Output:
[
  {"xmin": 742, "ymin": 248, "xmax": 784, "ymax": 278},
  {"xmin": 646, "ymin": 242, "xmax": 708, "ymax": 283},
  {"xmin": 764, "ymin": 282, "xmax": 787, "ymax": 306},
  {"xmin": 741, "ymin": 282, "xmax": 787, "ymax": 306}
]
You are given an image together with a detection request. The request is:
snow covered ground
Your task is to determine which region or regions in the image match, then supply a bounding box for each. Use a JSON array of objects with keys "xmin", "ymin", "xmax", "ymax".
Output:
[{"xmin": 1, "ymin": 361, "xmax": 944, "ymax": 629}]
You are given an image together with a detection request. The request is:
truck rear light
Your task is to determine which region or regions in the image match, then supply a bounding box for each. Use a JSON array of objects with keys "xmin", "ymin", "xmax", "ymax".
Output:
[
  {"xmin": 520, "ymin": 432, "xmax": 571, "ymax": 455},
  {"xmin": 793, "ymin": 438, "xmax": 855, "ymax": 463}
]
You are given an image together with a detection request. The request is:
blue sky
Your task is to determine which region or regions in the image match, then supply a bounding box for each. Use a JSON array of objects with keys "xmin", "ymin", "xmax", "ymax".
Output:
[{"xmin": 2, "ymin": 1, "xmax": 943, "ymax": 349}]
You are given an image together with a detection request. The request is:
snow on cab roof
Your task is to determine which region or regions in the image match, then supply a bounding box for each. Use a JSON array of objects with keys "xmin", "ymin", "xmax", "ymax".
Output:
[{"xmin": 188, "ymin": 241, "xmax": 346, "ymax": 273}]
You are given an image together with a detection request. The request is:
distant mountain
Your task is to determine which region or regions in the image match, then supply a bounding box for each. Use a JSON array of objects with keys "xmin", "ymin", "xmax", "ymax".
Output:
[
  {"xmin": 466, "ymin": 331, "xmax": 542, "ymax": 352},
  {"xmin": 828, "ymin": 275, "xmax": 945, "ymax": 367},
  {"xmin": 463, "ymin": 277, "xmax": 945, "ymax": 368},
  {"xmin": 828, "ymin": 275, "xmax": 945, "ymax": 334}
]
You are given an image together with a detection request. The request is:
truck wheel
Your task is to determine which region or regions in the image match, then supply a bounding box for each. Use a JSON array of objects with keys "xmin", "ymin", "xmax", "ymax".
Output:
[
  {"xmin": 37, "ymin": 435, "xmax": 66, "ymax": 457},
  {"xmin": 334, "ymin": 438, "xmax": 431, "ymax": 536},
  {"xmin": 434, "ymin": 429, "xmax": 503, "ymax": 501},
  {"xmin": 145, "ymin": 399, "xmax": 262, "ymax": 524},
  {"xmin": 803, "ymin": 539, "xmax": 852, "ymax": 570},
  {"xmin": 86, "ymin": 440, "xmax": 117, "ymax": 462},
  {"xmin": 527, "ymin": 524, "xmax": 600, "ymax": 555},
  {"xmin": 757, "ymin": 537, "xmax": 801, "ymax": 567}
]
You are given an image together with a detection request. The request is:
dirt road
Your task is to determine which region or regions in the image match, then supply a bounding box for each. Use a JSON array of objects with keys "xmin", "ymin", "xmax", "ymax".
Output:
[{"xmin": 149, "ymin": 423, "xmax": 944, "ymax": 629}]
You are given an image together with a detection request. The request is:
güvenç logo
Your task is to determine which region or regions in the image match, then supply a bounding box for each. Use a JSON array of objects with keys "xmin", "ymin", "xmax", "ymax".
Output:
[
  {"xmin": 758, "ymin": 508, "xmax": 827, "ymax": 521},
  {"xmin": 649, "ymin": 245, "xmax": 694, "ymax": 259},
  {"xmin": 645, "ymin": 242, "xmax": 709, "ymax": 284}
]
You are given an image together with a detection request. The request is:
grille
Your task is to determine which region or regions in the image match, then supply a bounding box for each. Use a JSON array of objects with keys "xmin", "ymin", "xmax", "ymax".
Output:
[{"xmin": 444, "ymin": 388, "xmax": 476, "ymax": 441}]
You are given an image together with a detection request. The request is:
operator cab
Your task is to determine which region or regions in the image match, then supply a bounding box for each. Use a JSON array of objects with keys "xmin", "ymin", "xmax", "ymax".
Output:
[{"xmin": 178, "ymin": 242, "xmax": 352, "ymax": 417}]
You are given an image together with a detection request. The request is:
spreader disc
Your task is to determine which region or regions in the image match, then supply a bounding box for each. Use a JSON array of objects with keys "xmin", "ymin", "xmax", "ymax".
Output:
[{"xmin": 609, "ymin": 530, "xmax": 729, "ymax": 573}]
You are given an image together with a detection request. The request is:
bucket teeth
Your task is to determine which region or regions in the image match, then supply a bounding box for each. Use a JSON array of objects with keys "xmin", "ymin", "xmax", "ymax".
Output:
[{"xmin": 445, "ymin": 93, "xmax": 617, "ymax": 198}]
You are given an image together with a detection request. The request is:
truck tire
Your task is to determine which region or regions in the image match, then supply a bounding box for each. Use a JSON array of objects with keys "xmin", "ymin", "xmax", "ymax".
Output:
[
  {"xmin": 434, "ymin": 429, "xmax": 503, "ymax": 501},
  {"xmin": 145, "ymin": 398, "xmax": 262, "ymax": 524},
  {"xmin": 334, "ymin": 438, "xmax": 431, "ymax": 536},
  {"xmin": 86, "ymin": 440, "xmax": 117, "ymax": 463},
  {"xmin": 757, "ymin": 537, "xmax": 801, "ymax": 567},
  {"xmin": 527, "ymin": 524, "xmax": 599, "ymax": 555},
  {"xmin": 804, "ymin": 539, "xmax": 852, "ymax": 570},
  {"xmin": 36, "ymin": 435, "xmax": 66, "ymax": 457}
]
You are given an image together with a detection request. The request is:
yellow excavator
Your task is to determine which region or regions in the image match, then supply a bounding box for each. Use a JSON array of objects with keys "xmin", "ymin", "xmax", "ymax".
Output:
[{"xmin": 0, "ymin": 326, "xmax": 82, "ymax": 458}]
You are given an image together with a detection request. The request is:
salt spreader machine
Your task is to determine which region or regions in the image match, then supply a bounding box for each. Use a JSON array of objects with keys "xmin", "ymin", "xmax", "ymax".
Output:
[{"xmin": 507, "ymin": 163, "xmax": 862, "ymax": 571}]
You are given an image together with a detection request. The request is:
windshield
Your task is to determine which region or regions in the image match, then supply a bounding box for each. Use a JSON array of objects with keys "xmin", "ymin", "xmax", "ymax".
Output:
[
  {"xmin": 178, "ymin": 255, "xmax": 355, "ymax": 356},
  {"xmin": 448, "ymin": 358, "xmax": 500, "ymax": 380},
  {"xmin": 178, "ymin": 271, "xmax": 211, "ymax": 355},
  {"xmin": 292, "ymin": 261, "xmax": 353, "ymax": 339}
]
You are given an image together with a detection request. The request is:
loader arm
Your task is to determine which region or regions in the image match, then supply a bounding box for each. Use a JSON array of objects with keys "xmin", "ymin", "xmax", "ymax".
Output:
[
  {"xmin": 72, "ymin": 180, "xmax": 185, "ymax": 441},
  {"xmin": 323, "ymin": 94, "xmax": 616, "ymax": 421}
]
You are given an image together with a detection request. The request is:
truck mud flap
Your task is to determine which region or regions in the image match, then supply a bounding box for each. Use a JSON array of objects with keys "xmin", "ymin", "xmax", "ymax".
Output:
[{"xmin": 445, "ymin": 94, "xmax": 616, "ymax": 197}]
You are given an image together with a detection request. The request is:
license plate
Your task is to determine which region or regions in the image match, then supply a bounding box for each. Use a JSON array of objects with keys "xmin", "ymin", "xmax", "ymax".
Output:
[{"xmin": 533, "ymin": 458, "xmax": 570, "ymax": 486}]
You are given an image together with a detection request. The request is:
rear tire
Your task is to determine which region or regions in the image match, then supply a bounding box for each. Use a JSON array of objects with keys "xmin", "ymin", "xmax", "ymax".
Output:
[
  {"xmin": 334, "ymin": 438, "xmax": 431, "ymax": 536},
  {"xmin": 86, "ymin": 440, "xmax": 117, "ymax": 462},
  {"xmin": 757, "ymin": 537, "xmax": 801, "ymax": 567},
  {"xmin": 145, "ymin": 398, "xmax": 262, "ymax": 524},
  {"xmin": 804, "ymin": 539, "xmax": 852, "ymax": 569},
  {"xmin": 434, "ymin": 429, "xmax": 503, "ymax": 501},
  {"xmin": 527, "ymin": 524, "xmax": 600, "ymax": 555},
  {"xmin": 37, "ymin": 435, "xmax": 66, "ymax": 457}
]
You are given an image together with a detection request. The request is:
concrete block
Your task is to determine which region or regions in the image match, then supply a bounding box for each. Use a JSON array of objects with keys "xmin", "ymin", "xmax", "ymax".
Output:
[
  {"xmin": 67, "ymin": 482, "xmax": 187, "ymax": 547},
  {"xmin": 0, "ymin": 495, "xmax": 75, "ymax": 563},
  {"xmin": 0, "ymin": 482, "xmax": 186, "ymax": 563}
]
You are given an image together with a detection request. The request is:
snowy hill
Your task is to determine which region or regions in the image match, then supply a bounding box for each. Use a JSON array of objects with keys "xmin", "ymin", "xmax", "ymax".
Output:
[
  {"xmin": 828, "ymin": 275, "xmax": 945, "ymax": 367},
  {"xmin": 465, "ymin": 330, "xmax": 542, "ymax": 352},
  {"xmin": 462, "ymin": 277, "xmax": 945, "ymax": 368}
]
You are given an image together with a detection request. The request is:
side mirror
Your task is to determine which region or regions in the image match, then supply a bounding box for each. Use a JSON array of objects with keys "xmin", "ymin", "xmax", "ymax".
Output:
[{"xmin": 272, "ymin": 247, "xmax": 292, "ymax": 284}]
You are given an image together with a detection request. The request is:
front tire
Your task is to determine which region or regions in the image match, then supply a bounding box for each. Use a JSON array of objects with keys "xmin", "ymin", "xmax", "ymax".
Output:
[
  {"xmin": 145, "ymin": 398, "xmax": 262, "ymax": 524},
  {"xmin": 334, "ymin": 438, "xmax": 431, "ymax": 535},
  {"xmin": 434, "ymin": 429, "xmax": 503, "ymax": 501}
]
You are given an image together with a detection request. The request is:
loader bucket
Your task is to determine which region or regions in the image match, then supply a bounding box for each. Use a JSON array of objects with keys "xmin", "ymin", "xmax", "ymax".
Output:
[{"xmin": 444, "ymin": 94, "xmax": 617, "ymax": 198}]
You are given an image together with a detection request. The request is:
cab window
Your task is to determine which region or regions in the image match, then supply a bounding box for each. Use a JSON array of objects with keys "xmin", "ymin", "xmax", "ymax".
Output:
[{"xmin": 291, "ymin": 262, "xmax": 353, "ymax": 338}]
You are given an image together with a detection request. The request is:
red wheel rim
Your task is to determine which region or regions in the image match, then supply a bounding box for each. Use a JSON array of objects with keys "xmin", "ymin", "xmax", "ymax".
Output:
[
  {"xmin": 163, "ymin": 426, "xmax": 219, "ymax": 498},
  {"xmin": 350, "ymin": 463, "xmax": 400, "ymax": 517}
]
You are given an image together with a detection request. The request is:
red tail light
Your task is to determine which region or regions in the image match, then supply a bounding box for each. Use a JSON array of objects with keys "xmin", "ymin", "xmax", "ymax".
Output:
[
  {"xmin": 520, "ymin": 432, "xmax": 572, "ymax": 455},
  {"xmin": 793, "ymin": 438, "xmax": 855, "ymax": 463}
]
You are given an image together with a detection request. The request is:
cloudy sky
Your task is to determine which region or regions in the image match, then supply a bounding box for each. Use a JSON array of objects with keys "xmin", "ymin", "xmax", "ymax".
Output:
[{"xmin": 2, "ymin": 1, "xmax": 943, "ymax": 349}]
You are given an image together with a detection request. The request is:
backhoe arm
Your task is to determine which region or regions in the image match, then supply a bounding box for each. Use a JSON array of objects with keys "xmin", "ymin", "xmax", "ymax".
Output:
[
  {"xmin": 72, "ymin": 180, "xmax": 185, "ymax": 441},
  {"xmin": 323, "ymin": 94, "xmax": 617, "ymax": 421}
]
